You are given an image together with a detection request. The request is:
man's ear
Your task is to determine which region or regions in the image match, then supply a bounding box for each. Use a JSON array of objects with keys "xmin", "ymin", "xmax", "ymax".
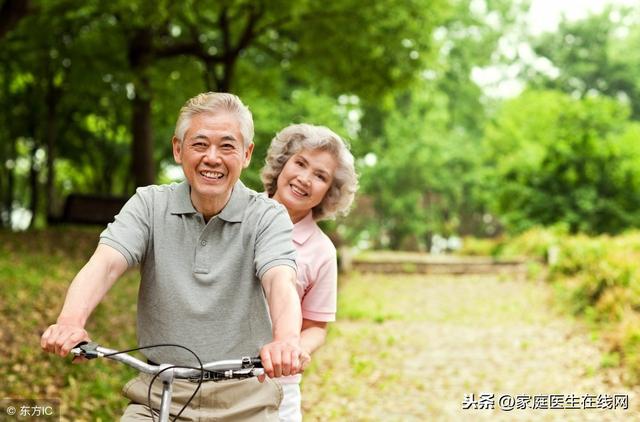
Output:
[
  {"xmin": 172, "ymin": 136, "xmax": 182, "ymax": 164},
  {"xmin": 243, "ymin": 143, "xmax": 255, "ymax": 168}
]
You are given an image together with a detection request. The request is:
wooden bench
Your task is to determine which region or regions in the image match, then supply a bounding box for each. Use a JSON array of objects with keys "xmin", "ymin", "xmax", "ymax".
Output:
[{"xmin": 48, "ymin": 194, "xmax": 128, "ymax": 226}]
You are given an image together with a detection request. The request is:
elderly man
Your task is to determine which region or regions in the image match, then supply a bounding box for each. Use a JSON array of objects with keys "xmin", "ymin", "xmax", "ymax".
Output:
[{"xmin": 41, "ymin": 92, "xmax": 303, "ymax": 420}]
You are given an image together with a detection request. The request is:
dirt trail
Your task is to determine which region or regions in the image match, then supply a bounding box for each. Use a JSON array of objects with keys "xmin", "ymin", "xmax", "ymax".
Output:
[{"xmin": 302, "ymin": 274, "xmax": 640, "ymax": 421}]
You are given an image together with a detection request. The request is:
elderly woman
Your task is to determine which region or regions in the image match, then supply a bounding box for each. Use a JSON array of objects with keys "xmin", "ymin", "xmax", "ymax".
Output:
[{"xmin": 261, "ymin": 123, "xmax": 358, "ymax": 422}]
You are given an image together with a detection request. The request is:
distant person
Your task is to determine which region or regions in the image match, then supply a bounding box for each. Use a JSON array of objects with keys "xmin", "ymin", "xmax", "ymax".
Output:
[
  {"xmin": 261, "ymin": 123, "xmax": 358, "ymax": 421},
  {"xmin": 41, "ymin": 92, "xmax": 304, "ymax": 421}
]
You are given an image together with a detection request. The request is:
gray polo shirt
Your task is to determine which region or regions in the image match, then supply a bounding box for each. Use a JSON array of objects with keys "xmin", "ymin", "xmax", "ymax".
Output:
[{"xmin": 99, "ymin": 180, "xmax": 296, "ymax": 365}]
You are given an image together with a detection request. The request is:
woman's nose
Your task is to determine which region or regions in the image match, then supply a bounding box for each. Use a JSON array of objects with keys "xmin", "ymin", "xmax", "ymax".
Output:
[{"xmin": 298, "ymin": 171, "xmax": 311, "ymax": 185}]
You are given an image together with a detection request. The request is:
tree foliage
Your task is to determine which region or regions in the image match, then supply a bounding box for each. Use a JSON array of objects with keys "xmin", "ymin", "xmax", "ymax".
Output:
[
  {"xmin": 0, "ymin": 0, "xmax": 446, "ymax": 229},
  {"xmin": 483, "ymin": 90, "xmax": 640, "ymax": 234},
  {"xmin": 348, "ymin": 0, "xmax": 519, "ymax": 249},
  {"xmin": 4, "ymin": 0, "xmax": 640, "ymax": 247},
  {"xmin": 528, "ymin": 6, "xmax": 640, "ymax": 119}
]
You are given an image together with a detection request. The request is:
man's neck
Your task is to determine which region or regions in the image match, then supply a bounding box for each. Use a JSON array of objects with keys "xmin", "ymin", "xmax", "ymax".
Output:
[{"xmin": 192, "ymin": 191, "xmax": 232, "ymax": 222}]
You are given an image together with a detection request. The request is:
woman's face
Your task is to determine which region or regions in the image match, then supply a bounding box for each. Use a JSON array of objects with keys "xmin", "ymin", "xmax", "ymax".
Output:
[{"xmin": 272, "ymin": 148, "xmax": 338, "ymax": 223}]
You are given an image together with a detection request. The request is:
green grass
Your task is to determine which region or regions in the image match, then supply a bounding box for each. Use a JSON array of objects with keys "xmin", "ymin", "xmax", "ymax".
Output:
[{"xmin": 0, "ymin": 228, "xmax": 138, "ymax": 421}]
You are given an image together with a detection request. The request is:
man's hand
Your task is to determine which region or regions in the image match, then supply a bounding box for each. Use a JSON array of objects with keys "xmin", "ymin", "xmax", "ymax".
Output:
[
  {"xmin": 40, "ymin": 323, "xmax": 89, "ymax": 361},
  {"xmin": 258, "ymin": 337, "xmax": 303, "ymax": 381}
]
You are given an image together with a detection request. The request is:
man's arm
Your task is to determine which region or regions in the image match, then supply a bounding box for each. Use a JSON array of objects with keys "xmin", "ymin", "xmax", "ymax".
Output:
[
  {"xmin": 259, "ymin": 265, "xmax": 303, "ymax": 378},
  {"xmin": 40, "ymin": 244, "xmax": 128, "ymax": 357}
]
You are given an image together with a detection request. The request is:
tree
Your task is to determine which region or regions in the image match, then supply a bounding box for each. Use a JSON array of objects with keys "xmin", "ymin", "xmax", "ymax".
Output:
[
  {"xmin": 348, "ymin": 0, "xmax": 521, "ymax": 249},
  {"xmin": 483, "ymin": 90, "xmax": 640, "ymax": 234},
  {"xmin": 528, "ymin": 6, "xmax": 640, "ymax": 119},
  {"xmin": 95, "ymin": 0, "xmax": 447, "ymax": 187},
  {"xmin": 0, "ymin": 0, "xmax": 33, "ymax": 40},
  {"xmin": 0, "ymin": 0, "xmax": 448, "ymax": 228}
]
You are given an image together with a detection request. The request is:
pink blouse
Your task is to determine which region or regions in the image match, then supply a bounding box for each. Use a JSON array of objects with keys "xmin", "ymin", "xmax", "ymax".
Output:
[{"xmin": 292, "ymin": 212, "xmax": 337, "ymax": 322}]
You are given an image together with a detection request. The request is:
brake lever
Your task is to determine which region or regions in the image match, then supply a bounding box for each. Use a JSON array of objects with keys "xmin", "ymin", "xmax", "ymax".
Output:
[
  {"xmin": 224, "ymin": 367, "xmax": 265, "ymax": 379},
  {"xmin": 70, "ymin": 341, "xmax": 101, "ymax": 359}
]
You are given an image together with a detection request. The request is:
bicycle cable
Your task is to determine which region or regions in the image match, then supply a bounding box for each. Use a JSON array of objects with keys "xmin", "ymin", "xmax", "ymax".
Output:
[{"xmin": 102, "ymin": 343, "xmax": 203, "ymax": 422}]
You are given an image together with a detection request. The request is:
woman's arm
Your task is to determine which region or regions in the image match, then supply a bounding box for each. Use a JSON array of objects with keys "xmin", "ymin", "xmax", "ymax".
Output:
[{"xmin": 301, "ymin": 318, "xmax": 328, "ymax": 355}]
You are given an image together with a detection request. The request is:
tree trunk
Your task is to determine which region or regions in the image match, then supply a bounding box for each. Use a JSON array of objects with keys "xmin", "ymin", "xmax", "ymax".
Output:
[
  {"xmin": 131, "ymin": 90, "xmax": 155, "ymax": 187},
  {"xmin": 2, "ymin": 139, "xmax": 15, "ymax": 228},
  {"xmin": 28, "ymin": 142, "xmax": 38, "ymax": 229},
  {"xmin": 1, "ymin": 62, "xmax": 13, "ymax": 228},
  {"xmin": 45, "ymin": 74, "xmax": 59, "ymax": 219},
  {"xmin": 128, "ymin": 28, "xmax": 155, "ymax": 188},
  {"xmin": 0, "ymin": 0, "xmax": 32, "ymax": 40},
  {"xmin": 204, "ymin": 59, "xmax": 220, "ymax": 91},
  {"xmin": 219, "ymin": 56, "xmax": 236, "ymax": 92}
]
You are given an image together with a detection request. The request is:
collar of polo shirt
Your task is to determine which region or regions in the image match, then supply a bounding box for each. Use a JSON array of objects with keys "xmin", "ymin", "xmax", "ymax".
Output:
[{"xmin": 169, "ymin": 180, "xmax": 249, "ymax": 223}]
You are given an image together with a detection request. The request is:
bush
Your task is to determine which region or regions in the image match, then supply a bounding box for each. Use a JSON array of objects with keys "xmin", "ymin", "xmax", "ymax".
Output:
[{"xmin": 496, "ymin": 228, "xmax": 640, "ymax": 383}]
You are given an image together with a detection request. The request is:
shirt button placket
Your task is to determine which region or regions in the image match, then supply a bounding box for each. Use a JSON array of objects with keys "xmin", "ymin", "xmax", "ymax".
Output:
[{"xmin": 195, "ymin": 236, "xmax": 209, "ymax": 273}]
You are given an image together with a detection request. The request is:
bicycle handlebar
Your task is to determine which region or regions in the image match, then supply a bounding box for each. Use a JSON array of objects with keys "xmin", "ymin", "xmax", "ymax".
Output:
[{"xmin": 70, "ymin": 342, "xmax": 264, "ymax": 381}]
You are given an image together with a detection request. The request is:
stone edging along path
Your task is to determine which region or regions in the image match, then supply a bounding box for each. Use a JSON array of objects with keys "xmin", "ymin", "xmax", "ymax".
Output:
[{"xmin": 348, "ymin": 251, "xmax": 529, "ymax": 276}]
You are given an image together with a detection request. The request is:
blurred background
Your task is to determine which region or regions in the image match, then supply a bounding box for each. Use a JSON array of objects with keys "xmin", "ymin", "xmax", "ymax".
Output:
[
  {"xmin": 4, "ymin": 1, "xmax": 640, "ymax": 420},
  {"xmin": 2, "ymin": 0, "xmax": 638, "ymax": 249}
]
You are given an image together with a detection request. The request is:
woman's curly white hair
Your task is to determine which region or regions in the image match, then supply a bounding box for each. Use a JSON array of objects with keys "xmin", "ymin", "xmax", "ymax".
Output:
[{"xmin": 261, "ymin": 123, "xmax": 358, "ymax": 221}]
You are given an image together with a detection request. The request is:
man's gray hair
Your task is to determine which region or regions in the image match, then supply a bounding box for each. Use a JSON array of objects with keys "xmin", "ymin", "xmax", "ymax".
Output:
[{"xmin": 174, "ymin": 92, "xmax": 254, "ymax": 147}]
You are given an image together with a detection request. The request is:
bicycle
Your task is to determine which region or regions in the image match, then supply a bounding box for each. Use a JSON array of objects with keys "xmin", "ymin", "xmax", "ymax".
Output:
[{"xmin": 70, "ymin": 342, "xmax": 264, "ymax": 422}]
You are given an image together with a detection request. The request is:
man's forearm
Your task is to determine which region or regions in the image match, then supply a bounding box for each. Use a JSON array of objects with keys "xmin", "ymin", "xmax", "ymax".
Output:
[
  {"xmin": 263, "ymin": 266, "xmax": 302, "ymax": 341},
  {"xmin": 57, "ymin": 244, "xmax": 127, "ymax": 327},
  {"xmin": 269, "ymin": 280, "xmax": 301, "ymax": 341},
  {"xmin": 258, "ymin": 266, "xmax": 303, "ymax": 378},
  {"xmin": 41, "ymin": 244, "xmax": 129, "ymax": 357}
]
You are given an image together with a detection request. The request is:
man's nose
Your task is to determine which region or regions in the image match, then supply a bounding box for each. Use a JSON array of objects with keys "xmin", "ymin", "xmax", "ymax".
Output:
[{"xmin": 204, "ymin": 146, "xmax": 221, "ymax": 163}]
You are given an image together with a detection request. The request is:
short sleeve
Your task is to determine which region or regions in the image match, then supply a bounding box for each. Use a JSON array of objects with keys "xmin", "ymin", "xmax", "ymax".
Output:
[
  {"xmin": 301, "ymin": 249, "xmax": 337, "ymax": 322},
  {"xmin": 254, "ymin": 203, "xmax": 297, "ymax": 279},
  {"xmin": 99, "ymin": 188, "xmax": 151, "ymax": 267}
]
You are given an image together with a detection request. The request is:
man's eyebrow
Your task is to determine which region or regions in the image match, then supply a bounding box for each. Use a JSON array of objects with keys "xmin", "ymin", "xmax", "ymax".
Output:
[
  {"xmin": 188, "ymin": 134, "xmax": 208, "ymax": 141},
  {"xmin": 221, "ymin": 135, "xmax": 239, "ymax": 142}
]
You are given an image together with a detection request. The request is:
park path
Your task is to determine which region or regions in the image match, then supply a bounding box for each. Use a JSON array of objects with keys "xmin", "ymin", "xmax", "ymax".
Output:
[{"xmin": 301, "ymin": 273, "xmax": 640, "ymax": 421}]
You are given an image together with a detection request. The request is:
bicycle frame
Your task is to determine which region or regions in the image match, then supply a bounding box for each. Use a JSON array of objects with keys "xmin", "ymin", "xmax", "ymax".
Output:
[{"xmin": 70, "ymin": 343, "xmax": 263, "ymax": 422}]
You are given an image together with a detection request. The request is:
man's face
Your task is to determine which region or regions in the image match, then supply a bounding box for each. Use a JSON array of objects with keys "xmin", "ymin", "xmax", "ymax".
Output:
[{"xmin": 173, "ymin": 112, "xmax": 253, "ymax": 211}]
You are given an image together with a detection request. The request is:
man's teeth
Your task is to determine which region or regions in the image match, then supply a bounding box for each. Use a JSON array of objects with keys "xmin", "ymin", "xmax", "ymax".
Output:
[{"xmin": 201, "ymin": 171, "xmax": 223, "ymax": 179}]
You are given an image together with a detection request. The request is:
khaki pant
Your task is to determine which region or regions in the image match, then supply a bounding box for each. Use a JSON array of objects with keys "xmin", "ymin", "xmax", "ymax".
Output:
[{"xmin": 120, "ymin": 373, "xmax": 283, "ymax": 421}]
